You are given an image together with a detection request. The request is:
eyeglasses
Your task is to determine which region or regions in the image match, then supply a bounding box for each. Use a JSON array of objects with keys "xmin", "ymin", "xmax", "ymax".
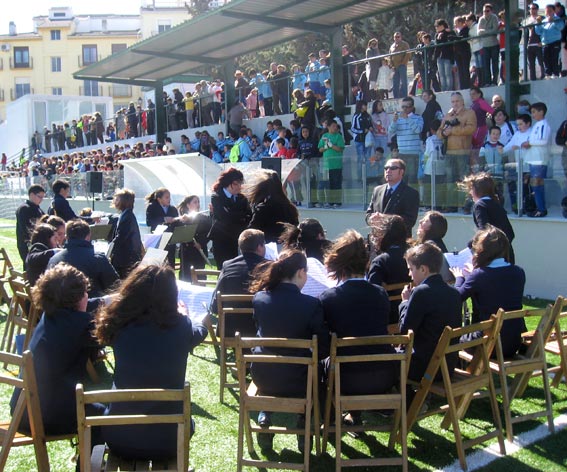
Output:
[
  {"xmin": 384, "ymin": 166, "xmax": 401, "ymax": 171},
  {"xmin": 401, "ymin": 105, "xmax": 411, "ymax": 108},
  {"xmin": 493, "ymin": 99, "xmax": 502, "ymax": 103}
]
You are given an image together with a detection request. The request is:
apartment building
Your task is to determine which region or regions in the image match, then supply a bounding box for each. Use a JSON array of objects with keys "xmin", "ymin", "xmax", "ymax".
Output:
[{"xmin": 0, "ymin": 2, "xmax": 192, "ymax": 123}]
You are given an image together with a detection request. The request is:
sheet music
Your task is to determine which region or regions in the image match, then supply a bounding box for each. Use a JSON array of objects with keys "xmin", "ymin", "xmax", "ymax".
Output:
[
  {"xmin": 93, "ymin": 240, "xmax": 110, "ymax": 255},
  {"xmin": 141, "ymin": 247, "xmax": 168, "ymax": 265},
  {"xmin": 154, "ymin": 224, "xmax": 168, "ymax": 235},
  {"xmin": 264, "ymin": 242, "xmax": 279, "ymax": 261},
  {"xmin": 158, "ymin": 232, "xmax": 173, "ymax": 250},
  {"xmin": 444, "ymin": 247, "xmax": 473, "ymax": 270},
  {"xmin": 177, "ymin": 280, "xmax": 215, "ymax": 323},
  {"xmin": 301, "ymin": 258, "xmax": 336, "ymax": 298},
  {"xmin": 143, "ymin": 233, "xmax": 161, "ymax": 249}
]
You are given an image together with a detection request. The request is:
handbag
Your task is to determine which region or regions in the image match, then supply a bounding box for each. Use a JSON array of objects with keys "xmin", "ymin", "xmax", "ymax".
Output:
[{"xmin": 364, "ymin": 131, "xmax": 374, "ymax": 148}]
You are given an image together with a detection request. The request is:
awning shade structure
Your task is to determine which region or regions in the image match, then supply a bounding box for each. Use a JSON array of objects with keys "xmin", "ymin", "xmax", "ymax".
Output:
[{"xmin": 73, "ymin": 0, "xmax": 421, "ymax": 86}]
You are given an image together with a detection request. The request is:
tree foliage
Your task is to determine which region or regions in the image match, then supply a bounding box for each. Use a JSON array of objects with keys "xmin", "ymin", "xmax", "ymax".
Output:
[{"xmin": 231, "ymin": 0, "xmax": 505, "ymax": 72}]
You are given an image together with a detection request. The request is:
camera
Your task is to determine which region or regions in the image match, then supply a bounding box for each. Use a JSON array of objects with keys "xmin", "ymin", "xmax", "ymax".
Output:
[{"xmin": 444, "ymin": 117, "xmax": 460, "ymax": 128}]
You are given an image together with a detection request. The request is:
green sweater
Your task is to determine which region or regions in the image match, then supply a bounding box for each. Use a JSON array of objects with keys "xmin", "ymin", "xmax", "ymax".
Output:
[{"xmin": 318, "ymin": 132, "xmax": 345, "ymax": 170}]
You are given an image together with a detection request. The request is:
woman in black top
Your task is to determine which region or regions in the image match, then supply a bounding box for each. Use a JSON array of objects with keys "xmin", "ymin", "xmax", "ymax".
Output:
[
  {"xmin": 367, "ymin": 215, "xmax": 411, "ymax": 323},
  {"xmin": 176, "ymin": 195, "xmax": 212, "ymax": 281},
  {"xmin": 146, "ymin": 187, "xmax": 180, "ymax": 267},
  {"xmin": 25, "ymin": 223, "xmax": 59, "ymax": 286},
  {"xmin": 247, "ymin": 169, "xmax": 299, "ymax": 244},
  {"xmin": 209, "ymin": 168, "xmax": 252, "ymax": 269}
]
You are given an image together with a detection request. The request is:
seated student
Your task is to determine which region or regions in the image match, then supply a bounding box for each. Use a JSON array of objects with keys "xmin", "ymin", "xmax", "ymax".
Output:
[
  {"xmin": 145, "ymin": 187, "xmax": 180, "ymax": 267},
  {"xmin": 280, "ymin": 219, "xmax": 332, "ymax": 264},
  {"xmin": 25, "ymin": 223, "xmax": 60, "ymax": 286},
  {"xmin": 461, "ymin": 172, "xmax": 515, "ymax": 264},
  {"xmin": 211, "ymin": 229, "xmax": 266, "ymax": 337},
  {"xmin": 10, "ymin": 264, "xmax": 106, "ymax": 435},
  {"xmin": 95, "ymin": 264, "xmax": 207, "ymax": 461},
  {"xmin": 415, "ymin": 210, "xmax": 454, "ymax": 283},
  {"xmin": 273, "ymin": 138, "xmax": 289, "ymax": 158},
  {"xmin": 399, "ymin": 242, "xmax": 462, "ymax": 382},
  {"xmin": 48, "ymin": 219, "xmax": 119, "ymax": 297},
  {"xmin": 49, "ymin": 179, "xmax": 78, "ymax": 221},
  {"xmin": 249, "ymin": 250, "xmax": 329, "ymax": 450},
  {"xmin": 269, "ymin": 127, "xmax": 290, "ymax": 156},
  {"xmin": 320, "ymin": 230, "xmax": 396, "ymax": 424},
  {"xmin": 367, "ymin": 214, "xmax": 412, "ymax": 324},
  {"xmin": 451, "ymin": 226, "xmax": 526, "ymax": 357}
]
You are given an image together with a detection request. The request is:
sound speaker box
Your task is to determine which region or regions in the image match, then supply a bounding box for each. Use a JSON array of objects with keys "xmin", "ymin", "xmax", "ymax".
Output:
[
  {"xmin": 86, "ymin": 171, "xmax": 103, "ymax": 194},
  {"xmin": 261, "ymin": 157, "xmax": 282, "ymax": 177}
]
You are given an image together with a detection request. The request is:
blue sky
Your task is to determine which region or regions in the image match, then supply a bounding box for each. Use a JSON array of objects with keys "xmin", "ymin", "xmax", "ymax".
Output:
[{"xmin": 2, "ymin": 1, "xmax": 141, "ymax": 35}]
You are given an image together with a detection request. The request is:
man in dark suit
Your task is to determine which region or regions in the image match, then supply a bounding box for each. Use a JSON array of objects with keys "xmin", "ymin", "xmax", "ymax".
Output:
[
  {"xmin": 16, "ymin": 185, "xmax": 45, "ymax": 267},
  {"xmin": 48, "ymin": 219, "xmax": 119, "ymax": 298},
  {"xmin": 398, "ymin": 242, "xmax": 462, "ymax": 382},
  {"xmin": 211, "ymin": 229, "xmax": 266, "ymax": 337},
  {"xmin": 366, "ymin": 158, "xmax": 420, "ymax": 236}
]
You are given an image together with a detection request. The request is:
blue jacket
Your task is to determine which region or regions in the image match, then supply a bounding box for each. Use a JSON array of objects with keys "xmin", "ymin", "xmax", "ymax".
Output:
[{"xmin": 535, "ymin": 15, "xmax": 564, "ymax": 44}]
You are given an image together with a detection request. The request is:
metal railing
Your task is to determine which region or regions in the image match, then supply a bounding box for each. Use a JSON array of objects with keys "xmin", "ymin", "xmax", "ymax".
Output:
[{"xmin": 9, "ymin": 56, "xmax": 33, "ymax": 69}]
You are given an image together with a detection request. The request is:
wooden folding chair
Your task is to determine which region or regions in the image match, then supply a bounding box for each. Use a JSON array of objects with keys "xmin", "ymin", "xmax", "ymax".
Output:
[
  {"xmin": 0, "ymin": 269, "xmax": 41, "ymax": 358},
  {"xmin": 322, "ymin": 332, "xmax": 414, "ymax": 472},
  {"xmin": 486, "ymin": 305, "xmax": 556, "ymax": 441},
  {"xmin": 190, "ymin": 266, "xmax": 220, "ymax": 288},
  {"xmin": 0, "ymin": 350, "xmax": 75, "ymax": 472},
  {"xmin": 217, "ymin": 292, "xmax": 254, "ymax": 403},
  {"xmin": 405, "ymin": 320, "xmax": 506, "ymax": 471},
  {"xmin": 76, "ymin": 382, "xmax": 192, "ymax": 472},
  {"xmin": 235, "ymin": 334, "xmax": 320, "ymax": 472},
  {"xmin": 0, "ymin": 248, "xmax": 14, "ymax": 307},
  {"xmin": 383, "ymin": 282, "xmax": 408, "ymax": 334},
  {"xmin": 540, "ymin": 296, "xmax": 567, "ymax": 388}
]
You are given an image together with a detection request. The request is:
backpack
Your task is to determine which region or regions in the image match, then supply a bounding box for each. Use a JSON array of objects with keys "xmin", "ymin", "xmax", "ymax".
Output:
[
  {"xmin": 229, "ymin": 141, "xmax": 241, "ymax": 162},
  {"xmin": 555, "ymin": 119, "xmax": 567, "ymax": 146}
]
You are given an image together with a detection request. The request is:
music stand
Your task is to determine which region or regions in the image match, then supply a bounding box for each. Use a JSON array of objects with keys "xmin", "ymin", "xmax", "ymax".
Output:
[
  {"xmin": 168, "ymin": 224, "xmax": 197, "ymax": 246},
  {"xmin": 89, "ymin": 224, "xmax": 113, "ymax": 241}
]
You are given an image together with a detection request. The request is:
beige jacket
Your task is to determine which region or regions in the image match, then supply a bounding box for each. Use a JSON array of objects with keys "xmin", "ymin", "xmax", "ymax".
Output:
[
  {"xmin": 437, "ymin": 108, "xmax": 477, "ymax": 154},
  {"xmin": 389, "ymin": 40, "xmax": 411, "ymax": 68}
]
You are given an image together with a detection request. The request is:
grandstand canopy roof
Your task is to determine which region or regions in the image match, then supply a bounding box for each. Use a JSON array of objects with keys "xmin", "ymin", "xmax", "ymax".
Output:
[{"xmin": 73, "ymin": 0, "xmax": 420, "ymax": 86}]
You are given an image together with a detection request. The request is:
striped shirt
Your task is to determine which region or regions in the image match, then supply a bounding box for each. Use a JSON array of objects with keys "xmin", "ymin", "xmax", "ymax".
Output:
[{"xmin": 388, "ymin": 113, "xmax": 424, "ymax": 154}]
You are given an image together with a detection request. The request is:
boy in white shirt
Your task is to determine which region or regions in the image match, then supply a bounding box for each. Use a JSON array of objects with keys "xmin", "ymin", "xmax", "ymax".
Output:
[
  {"xmin": 503, "ymin": 114, "xmax": 532, "ymax": 214},
  {"xmin": 523, "ymin": 102, "xmax": 550, "ymax": 217}
]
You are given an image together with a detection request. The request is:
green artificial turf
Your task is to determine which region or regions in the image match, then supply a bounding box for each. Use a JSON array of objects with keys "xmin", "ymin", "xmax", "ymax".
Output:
[{"xmin": 0, "ymin": 222, "xmax": 565, "ymax": 471}]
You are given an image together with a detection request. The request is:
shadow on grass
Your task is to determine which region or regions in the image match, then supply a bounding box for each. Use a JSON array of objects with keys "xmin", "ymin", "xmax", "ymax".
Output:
[{"xmin": 191, "ymin": 403, "xmax": 217, "ymax": 420}]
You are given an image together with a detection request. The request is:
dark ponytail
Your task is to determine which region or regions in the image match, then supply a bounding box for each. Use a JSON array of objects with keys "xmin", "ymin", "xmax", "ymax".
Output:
[{"xmin": 250, "ymin": 250, "xmax": 307, "ymax": 292}]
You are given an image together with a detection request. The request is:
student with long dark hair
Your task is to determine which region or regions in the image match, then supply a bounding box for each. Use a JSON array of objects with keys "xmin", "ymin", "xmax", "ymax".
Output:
[
  {"xmin": 146, "ymin": 187, "xmax": 180, "ymax": 267},
  {"xmin": 247, "ymin": 170, "xmax": 299, "ymax": 244},
  {"xmin": 10, "ymin": 265, "xmax": 105, "ymax": 435},
  {"xmin": 209, "ymin": 168, "xmax": 252, "ymax": 269},
  {"xmin": 280, "ymin": 218, "xmax": 331, "ymax": 264},
  {"xmin": 95, "ymin": 264, "xmax": 207, "ymax": 460},
  {"xmin": 451, "ymin": 226, "xmax": 526, "ymax": 357},
  {"xmin": 249, "ymin": 250, "xmax": 329, "ymax": 451},
  {"xmin": 25, "ymin": 223, "xmax": 59, "ymax": 286},
  {"xmin": 367, "ymin": 215, "xmax": 412, "ymax": 323}
]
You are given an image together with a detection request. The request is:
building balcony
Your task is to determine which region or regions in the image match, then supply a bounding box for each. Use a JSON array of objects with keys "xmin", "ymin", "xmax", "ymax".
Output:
[
  {"xmin": 10, "ymin": 88, "xmax": 34, "ymax": 101},
  {"xmin": 79, "ymin": 85, "xmax": 103, "ymax": 96},
  {"xmin": 78, "ymin": 55, "xmax": 102, "ymax": 68},
  {"xmin": 9, "ymin": 57, "xmax": 33, "ymax": 69}
]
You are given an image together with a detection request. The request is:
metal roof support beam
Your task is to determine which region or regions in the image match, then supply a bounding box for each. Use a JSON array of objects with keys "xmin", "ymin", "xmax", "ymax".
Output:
[
  {"xmin": 219, "ymin": 11, "xmax": 334, "ymax": 34},
  {"xmin": 155, "ymin": 82, "xmax": 167, "ymax": 144},
  {"xmin": 504, "ymin": 0, "xmax": 529, "ymax": 118},
  {"xmin": 133, "ymin": 49, "xmax": 221, "ymax": 64},
  {"xmin": 329, "ymin": 27, "xmax": 344, "ymax": 119},
  {"xmin": 72, "ymin": 75, "xmax": 157, "ymax": 88},
  {"xmin": 223, "ymin": 61, "xmax": 235, "ymax": 135}
]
